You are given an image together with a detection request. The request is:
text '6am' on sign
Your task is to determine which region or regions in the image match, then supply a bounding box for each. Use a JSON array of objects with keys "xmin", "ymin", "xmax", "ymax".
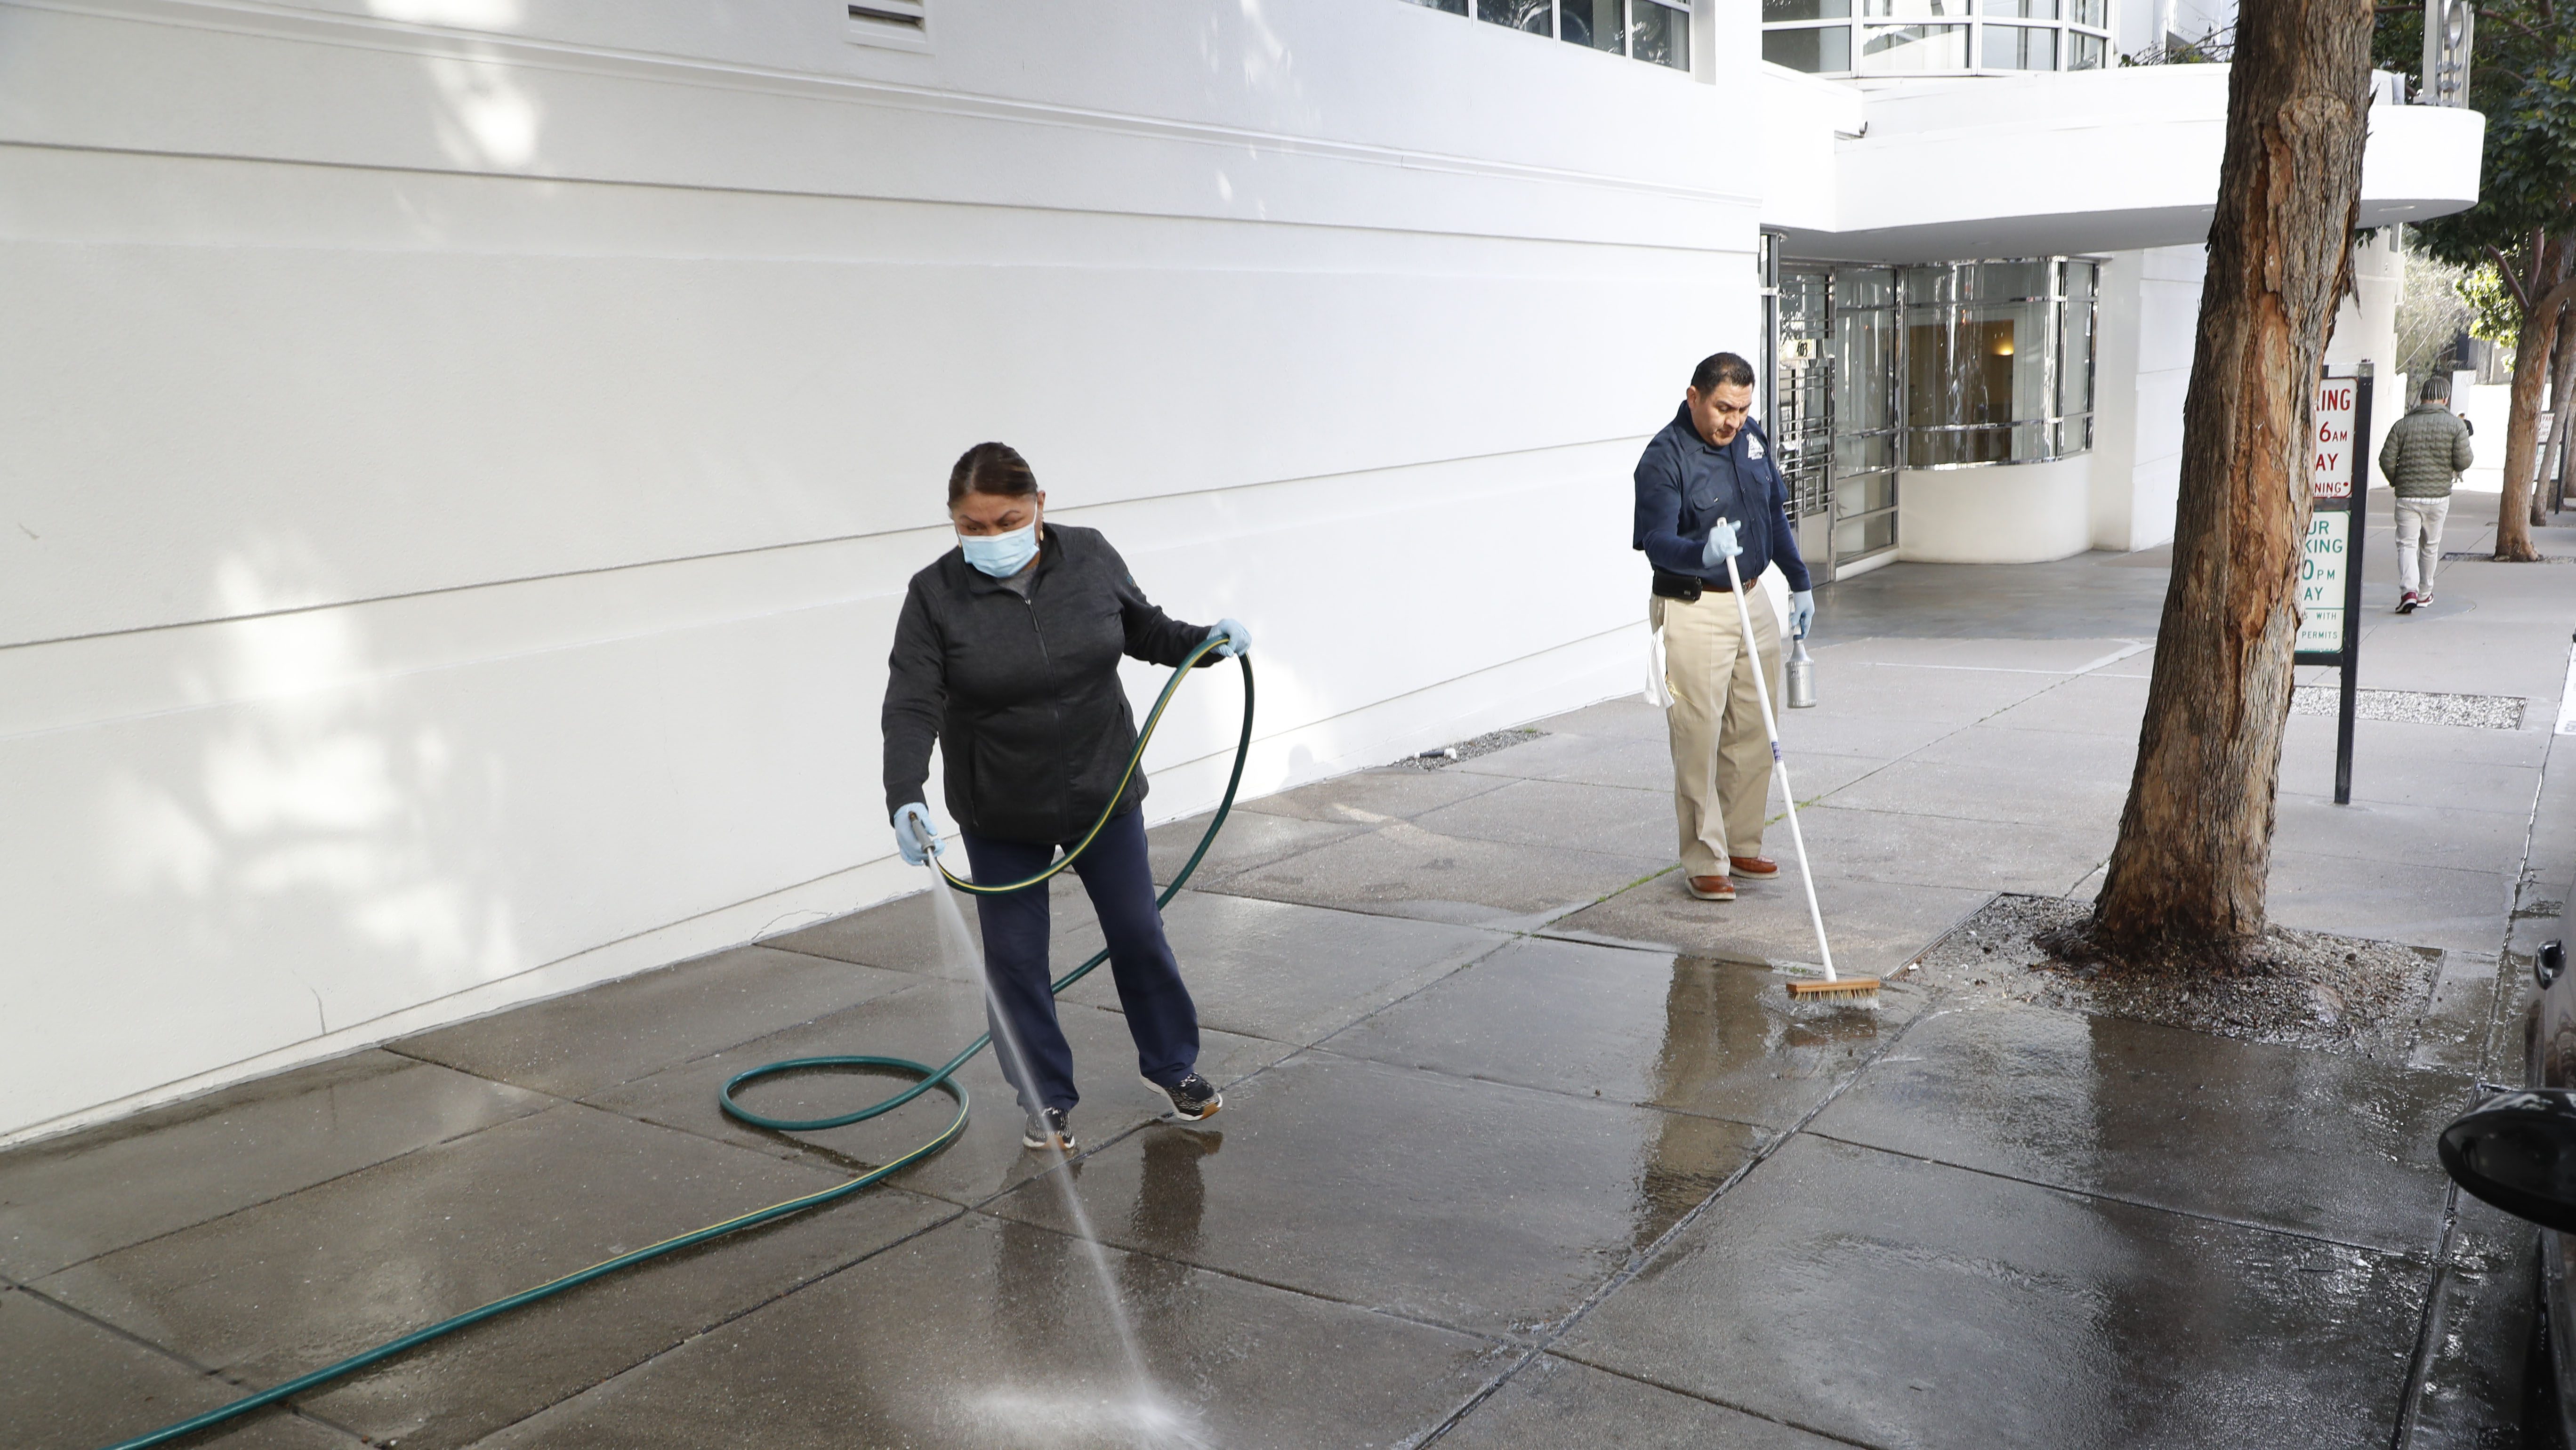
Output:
[{"xmin": 2313, "ymin": 377, "xmax": 2358, "ymax": 500}]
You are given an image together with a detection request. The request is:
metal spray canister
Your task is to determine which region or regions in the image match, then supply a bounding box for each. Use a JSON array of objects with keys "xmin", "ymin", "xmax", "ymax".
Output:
[{"xmin": 1784, "ymin": 636, "xmax": 1817, "ymax": 709}]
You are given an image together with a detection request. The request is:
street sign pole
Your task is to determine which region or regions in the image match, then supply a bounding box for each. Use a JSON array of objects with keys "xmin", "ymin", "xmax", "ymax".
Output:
[
  {"xmin": 2294, "ymin": 366, "xmax": 2372, "ymax": 805},
  {"xmin": 2334, "ymin": 367, "xmax": 2372, "ymax": 805}
]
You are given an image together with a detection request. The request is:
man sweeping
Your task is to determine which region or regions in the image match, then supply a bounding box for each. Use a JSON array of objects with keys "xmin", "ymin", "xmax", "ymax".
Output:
[{"xmin": 1632, "ymin": 352, "xmax": 1814, "ymax": 904}]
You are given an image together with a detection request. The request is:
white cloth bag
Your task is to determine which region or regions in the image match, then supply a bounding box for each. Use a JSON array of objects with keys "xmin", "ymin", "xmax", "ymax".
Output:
[{"xmin": 1643, "ymin": 617, "xmax": 1672, "ymax": 708}]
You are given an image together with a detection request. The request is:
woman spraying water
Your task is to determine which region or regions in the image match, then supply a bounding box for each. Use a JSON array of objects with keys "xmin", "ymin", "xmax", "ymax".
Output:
[{"xmin": 881, "ymin": 442, "xmax": 1249, "ymax": 1154}]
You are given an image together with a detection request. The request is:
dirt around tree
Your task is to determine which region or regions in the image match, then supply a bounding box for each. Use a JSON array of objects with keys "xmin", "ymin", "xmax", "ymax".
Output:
[{"xmin": 1928, "ymin": 894, "xmax": 2441, "ymax": 1059}]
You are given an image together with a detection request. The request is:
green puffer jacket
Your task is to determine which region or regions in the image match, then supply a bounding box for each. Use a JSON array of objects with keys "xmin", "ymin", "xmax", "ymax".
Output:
[{"xmin": 2378, "ymin": 403, "xmax": 2474, "ymax": 499}]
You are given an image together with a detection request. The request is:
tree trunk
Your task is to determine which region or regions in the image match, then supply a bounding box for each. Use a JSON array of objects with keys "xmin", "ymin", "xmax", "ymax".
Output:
[
  {"xmin": 2497, "ymin": 240, "xmax": 2574, "ymax": 560},
  {"xmin": 2092, "ymin": 0, "xmax": 2374, "ymax": 953},
  {"xmin": 2543, "ymin": 300, "xmax": 2576, "ymax": 514}
]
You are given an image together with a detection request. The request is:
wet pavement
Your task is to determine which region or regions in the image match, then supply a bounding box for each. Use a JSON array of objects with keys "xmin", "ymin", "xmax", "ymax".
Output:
[{"xmin": 8, "ymin": 500, "xmax": 2575, "ymax": 1448}]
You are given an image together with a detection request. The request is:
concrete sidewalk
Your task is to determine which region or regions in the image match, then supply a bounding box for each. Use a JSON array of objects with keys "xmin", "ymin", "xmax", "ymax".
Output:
[{"xmin": 7, "ymin": 505, "xmax": 2574, "ymax": 1450}]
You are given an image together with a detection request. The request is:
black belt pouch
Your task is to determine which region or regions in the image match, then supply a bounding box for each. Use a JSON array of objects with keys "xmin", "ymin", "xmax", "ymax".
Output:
[{"xmin": 1651, "ymin": 569, "xmax": 1705, "ymax": 602}]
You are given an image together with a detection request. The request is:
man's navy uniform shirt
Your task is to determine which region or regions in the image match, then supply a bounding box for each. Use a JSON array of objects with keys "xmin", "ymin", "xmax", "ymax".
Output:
[{"xmin": 1632, "ymin": 402, "xmax": 1813, "ymax": 592}]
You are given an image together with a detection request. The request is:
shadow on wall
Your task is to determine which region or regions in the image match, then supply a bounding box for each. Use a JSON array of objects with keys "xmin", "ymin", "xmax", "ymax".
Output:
[
  {"xmin": 1195, "ymin": 0, "xmax": 1309, "ymax": 209},
  {"xmin": 370, "ymin": 0, "xmax": 546, "ymax": 168},
  {"xmin": 98, "ymin": 536, "xmax": 524, "ymax": 1045},
  {"xmin": 84, "ymin": 1, "xmax": 564, "ymax": 1054}
]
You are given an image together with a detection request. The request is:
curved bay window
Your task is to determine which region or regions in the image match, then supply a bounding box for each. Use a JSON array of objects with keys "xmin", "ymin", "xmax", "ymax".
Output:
[
  {"xmin": 1763, "ymin": 0, "xmax": 2110, "ymax": 75},
  {"xmin": 1776, "ymin": 254, "xmax": 2099, "ymax": 571},
  {"xmin": 1902, "ymin": 258, "xmax": 2096, "ymax": 467}
]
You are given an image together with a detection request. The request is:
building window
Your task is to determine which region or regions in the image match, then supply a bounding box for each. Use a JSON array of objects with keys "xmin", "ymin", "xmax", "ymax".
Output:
[
  {"xmin": 1630, "ymin": 0, "xmax": 1690, "ymax": 67},
  {"xmin": 1762, "ymin": 0, "xmax": 2109, "ymax": 75},
  {"xmin": 1981, "ymin": 22, "xmax": 2055, "ymax": 68},
  {"xmin": 1561, "ymin": 0, "xmax": 1625, "ymax": 49},
  {"xmin": 1403, "ymin": 0, "xmax": 1691, "ymax": 72},
  {"xmin": 1898, "ymin": 258, "xmax": 2097, "ymax": 467},
  {"xmin": 1860, "ymin": 23, "xmax": 1969, "ymax": 72}
]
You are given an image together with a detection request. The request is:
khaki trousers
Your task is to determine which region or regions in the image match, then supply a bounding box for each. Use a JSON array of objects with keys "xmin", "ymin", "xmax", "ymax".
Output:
[
  {"xmin": 2393, "ymin": 494, "xmax": 2450, "ymax": 597},
  {"xmin": 1653, "ymin": 587, "xmax": 1780, "ymax": 878}
]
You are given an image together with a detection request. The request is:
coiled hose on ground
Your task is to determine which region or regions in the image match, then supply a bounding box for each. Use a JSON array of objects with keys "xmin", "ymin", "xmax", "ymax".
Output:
[{"xmin": 105, "ymin": 639, "xmax": 1255, "ymax": 1450}]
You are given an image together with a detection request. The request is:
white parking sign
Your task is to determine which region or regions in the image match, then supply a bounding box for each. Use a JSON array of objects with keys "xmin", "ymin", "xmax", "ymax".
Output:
[
  {"xmin": 2313, "ymin": 377, "xmax": 2358, "ymax": 499},
  {"xmin": 2298, "ymin": 510, "xmax": 2348, "ymax": 652}
]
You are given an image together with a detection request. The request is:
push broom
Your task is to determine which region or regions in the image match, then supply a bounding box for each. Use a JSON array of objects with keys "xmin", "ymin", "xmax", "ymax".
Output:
[{"xmin": 1716, "ymin": 525, "xmax": 1877, "ymax": 1003}]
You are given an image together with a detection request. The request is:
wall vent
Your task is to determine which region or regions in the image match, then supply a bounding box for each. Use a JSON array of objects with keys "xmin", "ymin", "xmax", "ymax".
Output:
[{"xmin": 847, "ymin": 0, "xmax": 929, "ymax": 51}]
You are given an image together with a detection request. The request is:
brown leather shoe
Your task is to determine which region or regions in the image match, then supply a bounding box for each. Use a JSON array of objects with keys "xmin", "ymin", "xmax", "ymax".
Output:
[
  {"xmin": 1686, "ymin": 874, "xmax": 1736, "ymax": 901},
  {"xmin": 1729, "ymin": 855, "xmax": 1779, "ymax": 877}
]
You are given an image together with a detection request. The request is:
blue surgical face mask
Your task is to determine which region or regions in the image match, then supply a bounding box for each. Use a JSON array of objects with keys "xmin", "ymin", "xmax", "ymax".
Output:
[{"xmin": 959, "ymin": 520, "xmax": 1038, "ymax": 578}]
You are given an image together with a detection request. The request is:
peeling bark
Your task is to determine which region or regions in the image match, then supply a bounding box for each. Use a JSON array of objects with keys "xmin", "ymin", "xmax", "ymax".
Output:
[{"xmin": 2092, "ymin": 0, "xmax": 2375, "ymax": 953}]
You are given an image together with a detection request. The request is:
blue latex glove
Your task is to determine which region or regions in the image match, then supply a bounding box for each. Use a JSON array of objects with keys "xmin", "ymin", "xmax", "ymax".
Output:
[
  {"xmin": 1787, "ymin": 589, "xmax": 1815, "ymax": 639},
  {"xmin": 1208, "ymin": 618, "xmax": 1252, "ymax": 658},
  {"xmin": 892, "ymin": 802, "xmax": 943, "ymax": 866},
  {"xmin": 1701, "ymin": 518, "xmax": 1742, "ymax": 568}
]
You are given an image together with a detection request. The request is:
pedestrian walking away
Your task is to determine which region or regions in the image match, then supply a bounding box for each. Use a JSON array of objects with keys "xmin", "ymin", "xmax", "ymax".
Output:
[
  {"xmin": 882, "ymin": 441, "xmax": 1249, "ymax": 1152},
  {"xmin": 1632, "ymin": 351, "xmax": 1815, "ymax": 903},
  {"xmin": 2379, "ymin": 374, "xmax": 2474, "ymax": 612}
]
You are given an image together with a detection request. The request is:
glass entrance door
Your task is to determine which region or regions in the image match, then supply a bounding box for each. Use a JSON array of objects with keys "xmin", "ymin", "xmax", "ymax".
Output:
[
  {"xmin": 1774, "ymin": 265, "xmax": 1836, "ymax": 580},
  {"xmin": 1831, "ymin": 266, "xmax": 1900, "ymax": 564}
]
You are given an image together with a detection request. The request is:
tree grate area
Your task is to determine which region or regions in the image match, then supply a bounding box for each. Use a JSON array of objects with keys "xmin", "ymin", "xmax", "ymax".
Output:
[
  {"xmin": 1389, "ymin": 727, "xmax": 1545, "ymax": 770},
  {"xmin": 1916, "ymin": 894, "xmax": 2442, "ymax": 1060},
  {"xmin": 2288, "ymin": 685, "xmax": 2524, "ymax": 729}
]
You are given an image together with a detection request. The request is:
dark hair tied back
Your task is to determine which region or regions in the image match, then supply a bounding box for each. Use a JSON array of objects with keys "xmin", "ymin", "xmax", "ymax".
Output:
[
  {"xmin": 1690, "ymin": 352, "xmax": 1757, "ymax": 394},
  {"xmin": 948, "ymin": 442, "xmax": 1038, "ymax": 508}
]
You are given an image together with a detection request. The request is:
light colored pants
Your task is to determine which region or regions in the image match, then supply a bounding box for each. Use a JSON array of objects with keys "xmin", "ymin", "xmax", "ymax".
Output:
[
  {"xmin": 1654, "ymin": 586, "xmax": 1780, "ymax": 878},
  {"xmin": 2395, "ymin": 494, "xmax": 2450, "ymax": 597}
]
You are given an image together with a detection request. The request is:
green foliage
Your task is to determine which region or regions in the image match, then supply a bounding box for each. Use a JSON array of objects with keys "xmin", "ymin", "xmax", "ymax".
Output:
[
  {"xmin": 2393, "ymin": 0, "xmax": 2576, "ymax": 302},
  {"xmin": 2458, "ymin": 263, "xmax": 2521, "ymax": 347}
]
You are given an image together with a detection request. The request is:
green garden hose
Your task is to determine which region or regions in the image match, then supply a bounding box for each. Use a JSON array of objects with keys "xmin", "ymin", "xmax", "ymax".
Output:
[{"xmin": 104, "ymin": 639, "xmax": 1255, "ymax": 1450}]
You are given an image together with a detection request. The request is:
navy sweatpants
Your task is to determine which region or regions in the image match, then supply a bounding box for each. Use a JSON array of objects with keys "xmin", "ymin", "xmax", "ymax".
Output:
[{"xmin": 960, "ymin": 806, "xmax": 1200, "ymax": 1116}]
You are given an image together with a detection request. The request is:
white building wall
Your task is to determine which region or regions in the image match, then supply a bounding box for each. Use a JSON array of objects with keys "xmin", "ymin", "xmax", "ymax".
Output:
[
  {"xmin": 1756, "ymin": 62, "xmax": 1862, "ymax": 236},
  {"xmin": 0, "ymin": 0, "xmax": 1763, "ymax": 1141},
  {"xmin": 2325, "ymin": 227, "xmax": 2406, "ymax": 477},
  {"xmin": 1898, "ymin": 458, "xmax": 2094, "ymax": 563},
  {"xmin": 2088, "ymin": 243, "xmax": 2206, "ymax": 552},
  {"xmin": 2081, "ymin": 228, "xmax": 2403, "ymax": 557},
  {"xmin": 2459, "ymin": 382, "xmax": 2513, "ymax": 492}
]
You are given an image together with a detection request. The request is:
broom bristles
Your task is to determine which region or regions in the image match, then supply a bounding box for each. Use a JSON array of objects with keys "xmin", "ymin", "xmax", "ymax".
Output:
[{"xmin": 1786, "ymin": 977, "xmax": 1881, "ymax": 999}]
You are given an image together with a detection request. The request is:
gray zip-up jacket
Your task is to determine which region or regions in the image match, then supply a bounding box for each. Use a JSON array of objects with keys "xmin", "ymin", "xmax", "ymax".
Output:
[
  {"xmin": 2378, "ymin": 403, "xmax": 2474, "ymax": 499},
  {"xmin": 883, "ymin": 524, "xmax": 1209, "ymax": 844}
]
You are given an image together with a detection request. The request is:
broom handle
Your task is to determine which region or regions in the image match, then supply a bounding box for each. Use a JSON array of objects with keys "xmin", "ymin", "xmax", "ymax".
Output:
[{"xmin": 1720, "ymin": 537, "xmax": 1836, "ymax": 983}]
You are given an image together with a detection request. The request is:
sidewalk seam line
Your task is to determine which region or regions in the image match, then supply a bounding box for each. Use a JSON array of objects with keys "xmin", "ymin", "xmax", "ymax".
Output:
[
  {"xmin": 5, "ymin": 1281, "xmax": 378, "ymax": 1444},
  {"xmin": 14, "ymin": 1077, "xmax": 582, "ymax": 1282},
  {"xmin": 1798, "ymin": 1130, "xmax": 2438, "ymax": 1258},
  {"xmin": 1403, "ymin": 981, "xmax": 1956, "ymax": 1449},
  {"xmin": 423, "ymin": 1198, "xmax": 974, "ymax": 1445}
]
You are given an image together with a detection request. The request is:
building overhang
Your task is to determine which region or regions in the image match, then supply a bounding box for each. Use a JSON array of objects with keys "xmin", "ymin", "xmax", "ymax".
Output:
[{"xmin": 1762, "ymin": 65, "xmax": 2486, "ymax": 263}]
